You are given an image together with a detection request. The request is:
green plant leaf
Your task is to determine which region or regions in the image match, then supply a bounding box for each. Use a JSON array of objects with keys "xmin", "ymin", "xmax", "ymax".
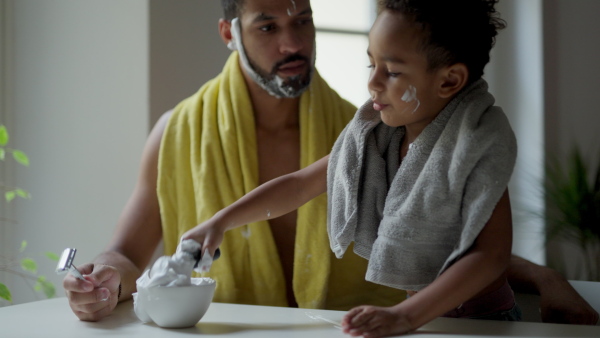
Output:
[
  {"xmin": 20, "ymin": 240, "xmax": 27, "ymax": 252},
  {"xmin": 0, "ymin": 125, "xmax": 8, "ymax": 146},
  {"xmin": 0, "ymin": 283, "xmax": 12, "ymax": 302},
  {"xmin": 12, "ymin": 150, "xmax": 29, "ymax": 166},
  {"xmin": 45, "ymin": 252, "xmax": 59, "ymax": 261},
  {"xmin": 35, "ymin": 276, "xmax": 55, "ymax": 299},
  {"xmin": 0, "ymin": 147, "xmax": 5, "ymax": 160},
  {"xmin": 20, "ymin": 258, "xmax": 37, "ymax": 274},
  {"xmin": 5, "ymin": 190, "xmax": 16, "ymax": 202},
  {"xmin": 15, "ymin": 188, "xmax": 31, "ymax": 199}
]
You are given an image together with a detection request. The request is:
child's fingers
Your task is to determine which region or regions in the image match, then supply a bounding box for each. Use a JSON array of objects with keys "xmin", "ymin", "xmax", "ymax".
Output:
[
  {"xmin": 350, "ymin": 314, "xmax": 385, "ymax": 337},
  {"xmin": 362, "ymin": 325, "xmax": 388, "ymax": 338},
  {"xmin": 342, "ymin": 307, "xmax": 363, "ymax": 328},
  {"xmin": 343, "ymin": 306, "xmax": 378, "ymax": 334},
  {"xmin": 350, "ymin": 306, "xmax": 377, "ymax": 327}
]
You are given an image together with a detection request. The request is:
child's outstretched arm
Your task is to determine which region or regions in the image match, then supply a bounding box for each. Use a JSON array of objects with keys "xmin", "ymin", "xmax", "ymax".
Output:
[
  {"xmin": 342, "ymin": 189, "xmax": 513, "ymax": 338},
  {"xmin": 182, "ymin": 155, "xmax": 329, "ymax": 257}
]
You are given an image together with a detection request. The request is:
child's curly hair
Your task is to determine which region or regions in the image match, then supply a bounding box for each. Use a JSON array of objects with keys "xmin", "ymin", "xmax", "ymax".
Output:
[{"xmin": 380, "ymin": 0, "xmax": 507, "ymax": 83}]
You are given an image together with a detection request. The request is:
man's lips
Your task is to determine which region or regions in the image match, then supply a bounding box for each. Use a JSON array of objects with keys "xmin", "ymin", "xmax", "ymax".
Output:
[
  {"xmin": 277, "ymin": 60, "xmax": 306, "ymax": 76},
  {"xmin": 372, "ymin": 101, "xmax": 389, "ymax": 111}
]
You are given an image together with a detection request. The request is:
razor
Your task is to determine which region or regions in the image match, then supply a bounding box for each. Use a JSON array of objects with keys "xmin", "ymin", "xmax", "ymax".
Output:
[{"xmin": 56, "ymin": 248, "xmax": 85, "ymax": 281}]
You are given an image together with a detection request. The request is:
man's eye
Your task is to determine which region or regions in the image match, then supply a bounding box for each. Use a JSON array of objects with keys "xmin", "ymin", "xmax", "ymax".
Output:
[
  {"xmin": 259, "ymin": 24, "xmax": 275, "ymax": 32},
  {"xmin": 298, "ymin": 18, "xmax": 314, "ymax": 25}
]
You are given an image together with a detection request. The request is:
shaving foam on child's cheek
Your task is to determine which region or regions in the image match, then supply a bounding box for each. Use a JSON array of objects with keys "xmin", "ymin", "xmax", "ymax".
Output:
[{"xmin": 401, "ymin": 85, "xmax": 421, "ymax": 114}]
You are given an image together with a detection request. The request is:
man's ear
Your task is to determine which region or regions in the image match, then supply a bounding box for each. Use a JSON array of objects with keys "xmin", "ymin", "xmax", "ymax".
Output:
[
  {"xmin": 438, "ymin": 63, "xmax": 468, "ymax": 99},
  {"xmin": 218, "ymin": 18, "xmax": 233, "ymax": 46}
]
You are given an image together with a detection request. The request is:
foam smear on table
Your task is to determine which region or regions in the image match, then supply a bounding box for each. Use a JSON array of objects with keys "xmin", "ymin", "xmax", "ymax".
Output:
[{"xmin": 305, "ymin": 311, "xmax": 342, "ymax": 330}]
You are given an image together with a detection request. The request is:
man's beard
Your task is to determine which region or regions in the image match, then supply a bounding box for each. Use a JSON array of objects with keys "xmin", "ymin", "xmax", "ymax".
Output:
[
  {"xmin": 245, "ymin": 53, "xmax": 314, "ymax": 98},
  {"xmin": 229, "ymin": 17, "xmax": 314, "ymax": 98}
]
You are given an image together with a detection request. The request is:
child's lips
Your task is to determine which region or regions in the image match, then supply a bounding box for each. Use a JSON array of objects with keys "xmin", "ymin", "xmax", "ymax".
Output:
[{"xmin": 372, "ymin": 101, "xmax": 389, "ymax": 111}]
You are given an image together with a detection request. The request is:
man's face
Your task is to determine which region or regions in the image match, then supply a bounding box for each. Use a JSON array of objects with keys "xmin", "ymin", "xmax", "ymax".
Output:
[{"xmin": 238, "ymin": 0, "xmax": 315, "ymax": 98}]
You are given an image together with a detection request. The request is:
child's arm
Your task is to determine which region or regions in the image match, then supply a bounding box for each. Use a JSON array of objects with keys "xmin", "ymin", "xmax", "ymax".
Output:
[
  {"xmin": 181, "ymin": 155, "xmax": 329, "ymax": 257},
  {"xmin": 342, "ymin": 189, "xmax": 513, "ymax": 338}
]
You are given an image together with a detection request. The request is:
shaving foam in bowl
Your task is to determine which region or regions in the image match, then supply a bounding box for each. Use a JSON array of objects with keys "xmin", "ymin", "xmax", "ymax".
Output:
[{"xmin": 139, "ymin": 277, "xmax": 216, "ymax": 328}]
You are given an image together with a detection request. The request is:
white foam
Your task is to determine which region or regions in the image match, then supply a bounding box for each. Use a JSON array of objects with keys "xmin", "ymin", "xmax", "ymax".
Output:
[{"xmin": 137, "ymin": 239, "xmax": 202, "ymax": 288}]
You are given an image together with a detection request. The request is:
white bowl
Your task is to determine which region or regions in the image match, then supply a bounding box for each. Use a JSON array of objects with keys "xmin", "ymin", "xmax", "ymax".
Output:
[{"xmin": 135, "ymin": 278, "xmax": 216, "ymax": 328}]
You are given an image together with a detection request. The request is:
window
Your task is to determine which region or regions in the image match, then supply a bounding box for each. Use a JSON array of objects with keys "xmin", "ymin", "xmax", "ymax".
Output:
[{"xmin": 312, "ymin": 1, "xmax": 377, "ymax": 107}]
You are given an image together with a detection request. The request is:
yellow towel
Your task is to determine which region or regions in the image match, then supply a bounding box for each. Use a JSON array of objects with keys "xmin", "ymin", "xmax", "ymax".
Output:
[{"xmin": 158, "ymin": 52, "xmax": 406, "ymax": 309}]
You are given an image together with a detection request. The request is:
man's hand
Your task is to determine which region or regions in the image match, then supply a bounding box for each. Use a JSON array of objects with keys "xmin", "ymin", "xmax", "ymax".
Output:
[
  {"xmin": 508, "ymin": 255, "xmax": 599, "ymax": 325},
  {"xmin": 538, "ymin": 274, "xmax": 599, "ymax": 325},
  {"xmin": 63, "ymin": 263, "xmax": 121, "ymax": 321}
]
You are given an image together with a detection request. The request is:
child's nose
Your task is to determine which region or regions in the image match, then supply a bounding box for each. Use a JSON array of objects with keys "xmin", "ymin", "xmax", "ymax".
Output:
[{"xmin": 368, "ymin": 70, "xmax": 384, "ymax": 93}]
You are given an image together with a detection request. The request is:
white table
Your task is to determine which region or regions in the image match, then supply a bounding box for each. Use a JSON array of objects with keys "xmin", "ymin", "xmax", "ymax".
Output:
[{"xmin": 1, "ymin": 297, "xmax": 599, "ymax": 337}]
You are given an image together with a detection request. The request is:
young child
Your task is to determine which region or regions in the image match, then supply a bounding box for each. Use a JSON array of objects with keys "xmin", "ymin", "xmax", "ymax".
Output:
[{"xmin": 183, "ymin": 0, "xmax": 519, "ymax": 336}]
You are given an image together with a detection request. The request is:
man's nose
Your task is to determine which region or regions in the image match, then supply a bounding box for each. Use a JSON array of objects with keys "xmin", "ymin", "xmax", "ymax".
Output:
[{"xmin": 279, "ymin": 28, "xmax": 304, "ymax": 55}]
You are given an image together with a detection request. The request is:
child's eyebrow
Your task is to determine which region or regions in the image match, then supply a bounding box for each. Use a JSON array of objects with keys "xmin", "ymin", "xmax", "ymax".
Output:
[
  {"xmin": 251, "ymin": 8, "xmax": 313, "ymax": 24},
  {"xmin": 367, "ymin": 50, "xmax": 407, "ymax": 64}
]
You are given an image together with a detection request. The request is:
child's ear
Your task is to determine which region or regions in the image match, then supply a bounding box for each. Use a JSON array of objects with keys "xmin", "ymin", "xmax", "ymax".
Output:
[{"xmin": 438, "ymin": 63, "xmax": 468, "ymax": 99}]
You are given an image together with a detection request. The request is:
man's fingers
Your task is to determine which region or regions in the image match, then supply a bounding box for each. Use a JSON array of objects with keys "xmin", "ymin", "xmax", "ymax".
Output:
[
  {"xmin": 63, "ymin": 273, "xmax": 94, "ymax": 293},
  {"xmin": 73, "ymin": 301, "xmax": 115, "ymax": 322},
  {"xmin": 84, "ymin": 264, "xmax": 120, "ymax": 289},
  {"xmin": 68, "ymin": 287, "xmax": 111, "ymax": 306}
]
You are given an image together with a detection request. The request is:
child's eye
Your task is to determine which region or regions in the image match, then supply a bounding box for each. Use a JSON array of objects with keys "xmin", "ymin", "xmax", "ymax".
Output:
[
  {"xmin": 367, "ymin": 64, "xmax": 375, "ymax": 70},
  {"xmin": 387, "ymin": 71, "xmax": 401, "ymax": 77}
]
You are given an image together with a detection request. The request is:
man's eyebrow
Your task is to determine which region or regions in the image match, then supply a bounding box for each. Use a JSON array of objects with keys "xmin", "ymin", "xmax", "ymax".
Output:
[
  {"xmin": 250, "ymin": 7, "xmax": 313, "ymax": 23},
  {"xmin": 252, "ymin": 12, "xmax": 275, "ymax": 23}
]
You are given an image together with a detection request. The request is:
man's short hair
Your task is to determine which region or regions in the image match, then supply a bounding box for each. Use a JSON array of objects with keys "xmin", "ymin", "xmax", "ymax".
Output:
[
  {"xmin": 380, "ymin": 0, "xmax": 506, "ymax": 83},
  {"xmin": 222, "ymin": 0, "xmax": 245, "ymax": 21}
]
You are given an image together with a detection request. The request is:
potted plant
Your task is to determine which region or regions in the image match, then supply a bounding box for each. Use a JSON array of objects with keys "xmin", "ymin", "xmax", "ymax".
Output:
[
  {"xmin": 545, "ymin": 146, "xmax": 600, "ymax": 281},
  {"xmin": 0, "ymin": 124, "xmax": 57, "ymax": 305}
]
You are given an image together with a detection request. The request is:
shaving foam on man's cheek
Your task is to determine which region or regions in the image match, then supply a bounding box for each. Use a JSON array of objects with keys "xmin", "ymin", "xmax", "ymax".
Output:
[
  {"xmin": 228, "ymin": 17, "xmax": 285, "ymax": 98},
  {"xmin": 228, "ymin": 18, "xmax": 261, "ymax": 83},
  {"xmin": 401, "ymin": 85, "xmax": 421, "ymax": 114}
]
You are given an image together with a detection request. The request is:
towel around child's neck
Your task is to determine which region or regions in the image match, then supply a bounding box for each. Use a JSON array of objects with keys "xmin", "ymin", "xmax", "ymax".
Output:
[{"xmin": 327, "ymin": 79, "xmax": 517, "ymax": 291}]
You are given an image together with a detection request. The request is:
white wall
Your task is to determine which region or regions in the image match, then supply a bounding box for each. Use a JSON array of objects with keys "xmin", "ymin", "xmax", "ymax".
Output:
[
  {"xmin": 544, "ymin": 0, "xmax": 600, "ymax": 157},
  {"xmin": 1, "ymin": 0, "xmax": 228, "ymax": 305},
  {"xmin": 486, "ymin": 0, "xmax": 546, "ymax": 264},
  {"xmin": 148, "ymin": 1, "xmax": 228, "ymax": 126},
  {"xmin": 3, "ymin": 0, "xmax": 149, "ymax": 304},
  {"xmin": 543, "ymin": 0, "xmax": 600, "ymax": 279}
]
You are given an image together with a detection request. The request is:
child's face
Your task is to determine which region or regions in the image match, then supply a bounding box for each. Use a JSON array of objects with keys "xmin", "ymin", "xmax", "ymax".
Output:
[{"xmin": 367, "ymin": 10, "xmax": 449, "ymax": 130}]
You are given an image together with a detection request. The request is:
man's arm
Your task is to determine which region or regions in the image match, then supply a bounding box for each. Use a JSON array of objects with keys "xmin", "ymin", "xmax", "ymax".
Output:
[
  {"xmin": 508, "ymin": 255, "xmax": 599, "ymax": 325},
  {"xmin": 63, "ymin": 111, "xmax": 171, "ymax": 321}
]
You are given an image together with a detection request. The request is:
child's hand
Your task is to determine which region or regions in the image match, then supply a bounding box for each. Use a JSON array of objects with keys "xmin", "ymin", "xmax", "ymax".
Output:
[
  {"xmin": 181, "ymin": 216, "xmax": 227, "ymax": 259},
  {"xmin": 341, "ymin": 305, "xmax": 413, "ymax": 338}
]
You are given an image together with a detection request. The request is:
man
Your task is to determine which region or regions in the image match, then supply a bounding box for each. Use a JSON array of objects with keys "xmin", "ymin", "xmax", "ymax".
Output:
[{"xmin": 64, "ymin": 0, "xmax": 598, "ymax": 325}]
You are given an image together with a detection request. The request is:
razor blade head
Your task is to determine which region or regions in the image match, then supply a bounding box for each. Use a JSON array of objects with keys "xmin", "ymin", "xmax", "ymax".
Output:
[
  {"xmin": 56, "ymin": 248, "xmax": 77, "ymax": 274},
  {"xmin": 193, "ymin": 248, "xmax": 221, "ymax": 269}
]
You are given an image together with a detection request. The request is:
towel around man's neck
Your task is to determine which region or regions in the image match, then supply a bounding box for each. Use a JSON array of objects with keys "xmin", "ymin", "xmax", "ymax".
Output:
[
  {"xmin": 327, "ymin": 79, "xmax": 517, "ymax": 291},
  {"xmin": 158, "ymin": 52, "xmax": 359, "ymax": 308}
]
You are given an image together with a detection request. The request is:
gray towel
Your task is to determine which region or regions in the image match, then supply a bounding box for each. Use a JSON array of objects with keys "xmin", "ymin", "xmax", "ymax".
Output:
[{"xmin": 327, "ymin": 79, "xmax": 517, "ymax": 291}]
